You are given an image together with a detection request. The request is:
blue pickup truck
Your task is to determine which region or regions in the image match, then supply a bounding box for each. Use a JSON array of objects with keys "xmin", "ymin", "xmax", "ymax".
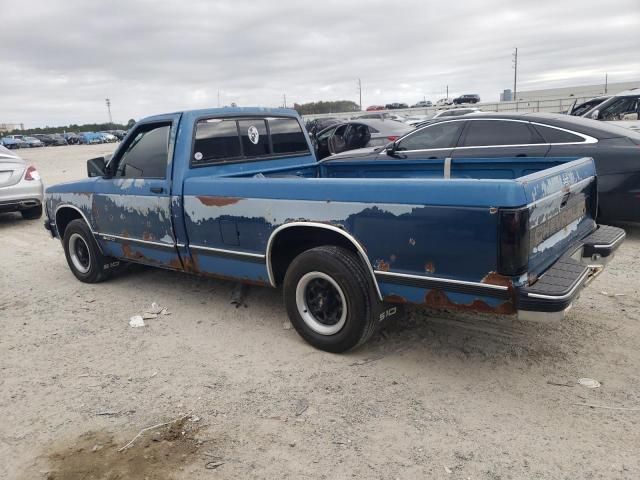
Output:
[{"xmin": 43, "ymin": 107, "xmax": 625, "ymax": 352}]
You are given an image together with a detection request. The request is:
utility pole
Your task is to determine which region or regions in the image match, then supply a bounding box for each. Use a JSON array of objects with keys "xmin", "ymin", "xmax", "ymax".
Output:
[
  {"xmin": 357, "ymin": 78, "xmax": 362, "ymax": 111},
  {"xmin": 605, "ymin": 73, "xmax": 608, "ymax": 94},
  {"xmin": 512, "ymin": 48, "xmax": 518, "ymax": 106},
  {"xmin": 283, "ymin": 94, "xmax": 287, "ymax": 108},
  {"xmin": 446, "ymin": 85, "xmax": 449, "ymax": 100},
  {"xmin": 105, "ymin": 98, "xmax": 112, "ymax": 126},
  {"xmin": 217, "ymin": 90, "xmax": 220, "ymax": 107}
]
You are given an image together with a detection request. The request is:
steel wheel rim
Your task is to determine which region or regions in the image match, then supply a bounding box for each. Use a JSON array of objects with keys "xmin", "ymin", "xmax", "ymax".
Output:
[
  {"xmin": 69, "ymin": 233, "xmax": 91, "ymax": 274},
  {"xmin": 295, "ymin": 271, "xmax": 347, "ymax": 336}
]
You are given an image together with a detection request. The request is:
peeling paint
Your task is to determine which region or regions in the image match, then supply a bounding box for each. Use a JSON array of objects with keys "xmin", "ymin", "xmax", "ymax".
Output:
[
  {"xmin": 481, "ymin": 271, "xmax": 513, "ymax": 288},
  {"xmin": 196, "ymin": 196, "xmax": 242, "ymax": 207},
  {"xmin": 375, "ymin": 260, "xmax": 391, "ymax": 271},
  {"xmin": 423, "ymin": 289, "xmax": 515, "ymax": 315},
  {"xmin": 424, "ymin": 262, "xmax": 435, "ymax": 274}
]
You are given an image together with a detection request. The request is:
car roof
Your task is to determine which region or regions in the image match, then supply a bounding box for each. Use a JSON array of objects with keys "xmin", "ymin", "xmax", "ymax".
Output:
[
  {"xmin": 423, "ymin": 111, "xmax": 640, "ymax": 140},
  {"xmin": 612, "ymin": 88, "xmax": 640, "ymax": 97}
]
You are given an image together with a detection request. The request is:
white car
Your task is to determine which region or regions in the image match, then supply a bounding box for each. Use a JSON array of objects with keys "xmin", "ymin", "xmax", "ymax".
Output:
[
  {"xmin": 432, "ymin": 107, "xmax": 482, "ymax": 119},
  {"xmin": 582, "ymin": 88, "xmax": 640, "ymax": 131},
  {"xmin": 0, "ymin": 145, "xmax": 44, "ymax": 219},
  {"xmin": 435, "ymin": 98, "xmax": 453, "ymax": 107}
]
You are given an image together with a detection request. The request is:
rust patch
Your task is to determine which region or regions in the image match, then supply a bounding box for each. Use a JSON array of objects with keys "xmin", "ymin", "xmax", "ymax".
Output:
[
  {"xmin": 423, "ymin": 289, "xmax": 515, "ymax": 315},
  {"xmin": 196, "ymin": 196, "xmax": 242, "ymax": 207},
  {"xmin": 481, "ymin": 271, "xmax": 513, "ymax": 288},
  {"xmin": 142, "ymin": 231, "xmax": 155, "ymax": 242},
  {"xmin": 375, "ymin": 259, "xmax": 390, "ymax": 272},
  {"xmin": 424, "ymin": 262, "xmax": 435, "ymax": 274},
  {"xmin": 408, "ymin": 238, "xmax": 416, "ymax": 246},
  {"xmin": 383, "ymin": 294, "xmax": 408, "ymax": 304}
]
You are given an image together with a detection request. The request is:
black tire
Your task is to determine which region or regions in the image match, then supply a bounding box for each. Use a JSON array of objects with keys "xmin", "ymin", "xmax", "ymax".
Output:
[
  {"xmin": 21, "ymin": 204, "xmax": 42, "ymax": 220},
  {"xmin": 62, "ymin": 219, "xmax": 113, "ymax": 283},
  {"xmin": 283, "ymin": 246, "xmax": 377, "ymax": 353}
]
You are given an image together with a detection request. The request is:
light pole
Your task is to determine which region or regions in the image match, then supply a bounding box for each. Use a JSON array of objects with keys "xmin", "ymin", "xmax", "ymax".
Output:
[
  {"xmin": 105, "ymin": 98, "xmax": 113, "ymax": 126},
  {"xmin": 357, "ymin": 78, "xmax": 362, "ymax": 110},
  {"xmin": 512, "ymin": 48, "xmax": 518, "ymax": 106}
]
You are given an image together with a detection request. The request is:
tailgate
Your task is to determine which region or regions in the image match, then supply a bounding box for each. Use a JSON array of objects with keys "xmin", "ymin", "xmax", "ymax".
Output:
[{"xmin": 520, "ymin": 157, "xmax": 597, "ymax": 278}]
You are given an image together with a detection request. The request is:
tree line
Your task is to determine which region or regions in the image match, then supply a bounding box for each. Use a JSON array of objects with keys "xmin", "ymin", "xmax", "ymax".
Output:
[
  {"xmin": 4, "ymin": 119, "xmax": 137, "ymax": 136},
  {"xmin": 293, "ymin": 101, "xmax": 360, "ymax": 115}
]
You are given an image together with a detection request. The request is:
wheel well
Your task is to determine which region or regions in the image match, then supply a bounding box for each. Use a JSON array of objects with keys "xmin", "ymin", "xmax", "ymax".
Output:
[
  {"xmin": 269, "ymin": 226, "xmax": 363, "ymax": 286},
  {"xmin": 55, "ymin": 207, "xmax": 83, "ymax": 238}
]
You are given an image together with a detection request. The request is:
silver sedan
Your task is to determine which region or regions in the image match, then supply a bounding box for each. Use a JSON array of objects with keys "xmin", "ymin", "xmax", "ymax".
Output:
[{"xmin": 0, "ymin": 145, "xmax": 44, "ymax": 219}]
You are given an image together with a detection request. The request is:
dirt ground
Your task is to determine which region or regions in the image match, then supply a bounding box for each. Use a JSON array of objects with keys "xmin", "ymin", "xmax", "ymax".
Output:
[{"xmin": 1, "ymin": 144, "xmax": 639, "ymax": 480}]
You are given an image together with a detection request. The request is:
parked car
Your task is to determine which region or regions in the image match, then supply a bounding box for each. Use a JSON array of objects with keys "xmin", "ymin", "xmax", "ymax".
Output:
[
  {"xmin": 3, "ymin": 135, "xmax": 29, "ymax": 148},
  {"xmin": 0, "ymin": 145, "xmax": 44, "ymax": 219},
  {"xmin": 567, "ymin": 96, "xmax": 610, "ymax": 116},
  {"xmin": 314, "ymin": 119, "xmax": 413, "ymax": 159},
  {"xmin": 305, "ymin": 117, "xmax": 341, "ymax": 138},
  {"xmin": 366, "ymin": 105, "xmax": 385, "ymax": 111},
  {"xmin": 1, "ymin": 137, "xmax": 22, "ymax": 149},
  {"xmin": 404, "ymin": 115, "xmax": 431, "ymax": 126},
  {"xmin": 64, "ymin": 132, "xmax": 80, "ymax": 145},
  {"xmin": 331, "ymin": 112, "xmax": 640, "ymax": 223},
  {"xmin": 582, "ymin": 88, "xmax": 640, "ymax": 131},
  {"xmin": 385, "ymin": 103, "xmax": 409, "ymax": 110},
  {"xmin": 22, "ymin": 136, "xmax": 44, "ymax": 148},
  {"xmin": 78, "ymin": 132, "xmax": 103, "ymax": 144},
  {"xmin": 108, "ymin": 130, "xmax": 127, "ymax": 140},
  {"xmin": 98, "ymin": 132, "xmax": 118, "ymax": 143},
  {"xmin": 354, "ymin": 112, "xmax": 406, "ymax": 122},
  {"xmin": 33, "ymin": 134, "xmax": 68, "ymax": 146},
  {"xmin": 436, "ymin": 98, "xmax": 453, "ymax": 106},
  {"xmin": 431, "ymin": 107, "xmax": 482, "ymax": 119},
  {"xmin": 453, "ymin": 94, "xmax": 481, "ymax": 104},
  {"xmin": 44, "ymin": 107, "xmax": 623, "ymax": 353},
  {"xmin": 412, "ymin": 100, "xmax": 432, "ymax": 108}
]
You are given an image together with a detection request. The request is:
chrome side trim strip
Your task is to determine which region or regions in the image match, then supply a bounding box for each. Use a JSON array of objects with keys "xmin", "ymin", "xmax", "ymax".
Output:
[
  {"xmin": 526, "ymin": 268, "xmax": 590, "ymax": 300},
  {"xmin": 97, "ymin": 232, "xmax": 176, "ymax": 249},
  {"xmin": 190, "ymin": 244, "xmax": 266, "ymax": 259},
  {"xmin": 374, "ymin": 269, "xmax": 509, "ymax": 291},
  {"xmin": 265, "ymin": 222, "xmax": 383, "ymax": 300}
]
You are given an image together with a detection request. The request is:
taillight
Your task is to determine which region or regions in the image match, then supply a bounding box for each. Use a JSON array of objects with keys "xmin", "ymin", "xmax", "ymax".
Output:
[
  {"xmin": 387, "ymin": 136, "xmax": 399, "ymax": 141},
  {"xmin": 498, "ymin": 207, "xmax": 529, "ymax": 276},
  {"xmin": 24, "ymin": 166, "xmax": 40, "ymax": 181}
]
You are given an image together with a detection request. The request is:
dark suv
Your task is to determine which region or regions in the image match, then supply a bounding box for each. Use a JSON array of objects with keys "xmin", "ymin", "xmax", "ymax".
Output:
[{"xmin": 453, "ymin": 94, "xmax": 480, "ymax": 104}]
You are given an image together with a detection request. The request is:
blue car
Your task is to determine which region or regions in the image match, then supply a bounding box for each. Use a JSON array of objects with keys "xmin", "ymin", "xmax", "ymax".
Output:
[{"xmin": 78, "ymin": 132, "xmax": 103, "ymax": 145}]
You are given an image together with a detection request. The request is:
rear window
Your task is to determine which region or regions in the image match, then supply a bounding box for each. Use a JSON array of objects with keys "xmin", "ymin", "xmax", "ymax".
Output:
[
  {"xmin": 193, "ymin": 117, "xmax": 308, "ymax": 166},
  {"xmin": 269, "ymin": 118, "xmax": 309, "ymax": 154}
]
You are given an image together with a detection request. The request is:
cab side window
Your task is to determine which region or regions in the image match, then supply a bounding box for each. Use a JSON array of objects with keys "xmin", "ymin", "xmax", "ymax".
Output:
[{"xmin": 116, "ymin": 124, "xmax": 170, "ymax": 178}]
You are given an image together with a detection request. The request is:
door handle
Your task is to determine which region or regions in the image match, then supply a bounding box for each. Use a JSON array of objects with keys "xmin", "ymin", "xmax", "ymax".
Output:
[{"xmin": 150, "ymin": 187, "xmax": 164, "ymax": 194}]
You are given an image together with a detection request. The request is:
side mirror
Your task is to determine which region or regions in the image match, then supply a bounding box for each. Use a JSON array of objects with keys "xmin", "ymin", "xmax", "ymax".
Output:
[
  {"xmin": 621, "ymin": 112, "xmax": 639, "ymax": 121},
  {"xmin": 590, "ymin": 109, "xmax": 600, "ymax": 120},
  {"xmin": 386, "ymin": 141, "xmax": 398, "ymax": 156},
  {"xmin": 87, "ymin": 156, "xmax": 107, "ymax": 177}
]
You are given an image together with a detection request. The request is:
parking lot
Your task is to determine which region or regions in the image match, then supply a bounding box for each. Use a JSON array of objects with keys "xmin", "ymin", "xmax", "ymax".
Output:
[{"xmin": 1, "ymin": 144, "xmax": 639, "ymax": 479}]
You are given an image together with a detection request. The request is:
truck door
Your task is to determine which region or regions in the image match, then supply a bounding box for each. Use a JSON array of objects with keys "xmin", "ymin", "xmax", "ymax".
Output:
[{"xmin": 92, "ymin": 118, "xmax": 179, "ymax": 267}]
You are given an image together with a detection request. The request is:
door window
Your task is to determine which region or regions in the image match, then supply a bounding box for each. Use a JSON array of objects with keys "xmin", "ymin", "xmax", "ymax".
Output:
[
  {"xmin": 459, "ymin": 120, "xmax": 543, "ymax": 147},
  {"xmin": 116, "ymin": 124, "xmax": 170, "ymax": 178},
  {"xmin": 598, "ymin": 97, "xmax": 639, "ymax": 120},
  {"xmin": 397, "ymin": 121, "xmax": 465, "ymax": 150}
]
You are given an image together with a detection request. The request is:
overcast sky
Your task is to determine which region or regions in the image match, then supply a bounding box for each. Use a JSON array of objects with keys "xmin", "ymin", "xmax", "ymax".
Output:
[{"xmin": 1, "ymin": 0, "xmax": 639, "ymax": 128}]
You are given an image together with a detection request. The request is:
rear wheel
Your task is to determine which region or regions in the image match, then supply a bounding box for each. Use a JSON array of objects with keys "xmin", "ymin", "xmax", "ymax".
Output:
[
  {"xmin": 283, "ymin": 246, "xmax": 377, "ymax": 352},
  {"xmin": 62, "ymin": 219, "xmax": 114, "ymax": 283},
  {"xmin": 21, "ymin": 205, "xmax": 42, "ymax": 220}
]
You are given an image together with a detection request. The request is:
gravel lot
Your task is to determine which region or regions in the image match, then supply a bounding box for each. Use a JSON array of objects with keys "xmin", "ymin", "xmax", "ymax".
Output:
[{"xmin": 2, "ymin": 144, "xmax": 639, "ymax": 479}]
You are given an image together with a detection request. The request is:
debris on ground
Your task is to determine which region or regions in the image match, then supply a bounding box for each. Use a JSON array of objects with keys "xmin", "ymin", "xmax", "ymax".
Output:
[
  {"xmin": 578, "ymin": 378, "xmax": 601, "ymax": 389},
  {"xmin": 128, "ymin": 315, "xmax": 145, "ymax": 328},
  {"xmin": 282, "ymin": 321, "xmax": 292, "ymax": 330},
  {"xmin": 295, "ymin": 399, "xmax": 309, "ymax": 416},
  {"xmin": 205, "ymin": 461, "xmax": 225, "ymax": 470},
  {"xmin": 230, "ymin": 283, "xmax": 249, "ymax": 308},
  {"xmin": 600, "ymin": 291, "xmax": 626, "ymax": 297}
]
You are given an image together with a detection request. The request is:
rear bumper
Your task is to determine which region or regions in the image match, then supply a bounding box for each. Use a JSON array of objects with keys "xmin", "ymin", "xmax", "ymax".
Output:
[{"xmin": 517, "ymin": 225, "xmax": 625, "ymax": 321}]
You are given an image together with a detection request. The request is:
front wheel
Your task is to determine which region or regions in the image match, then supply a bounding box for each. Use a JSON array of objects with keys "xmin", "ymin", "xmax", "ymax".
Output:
[
  {"xmin": 62, "ymin": 219, "xmax": 114, "ymax": 283},
  {"xmin": 283, "ymin": 246, "xmax": 377, "ymax": 353}
]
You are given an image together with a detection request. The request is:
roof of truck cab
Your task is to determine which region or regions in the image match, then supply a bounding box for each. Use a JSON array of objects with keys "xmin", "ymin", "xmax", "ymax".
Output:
[{"xmin": 141, "ymin": 107, "xmax": 301, "ymax": 123}]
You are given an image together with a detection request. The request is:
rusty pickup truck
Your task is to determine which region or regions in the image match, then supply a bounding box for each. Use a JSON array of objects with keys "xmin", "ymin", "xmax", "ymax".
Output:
[{"xmin": 44, "ymin": 107, "xmax": 625, "ymax": 352}]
